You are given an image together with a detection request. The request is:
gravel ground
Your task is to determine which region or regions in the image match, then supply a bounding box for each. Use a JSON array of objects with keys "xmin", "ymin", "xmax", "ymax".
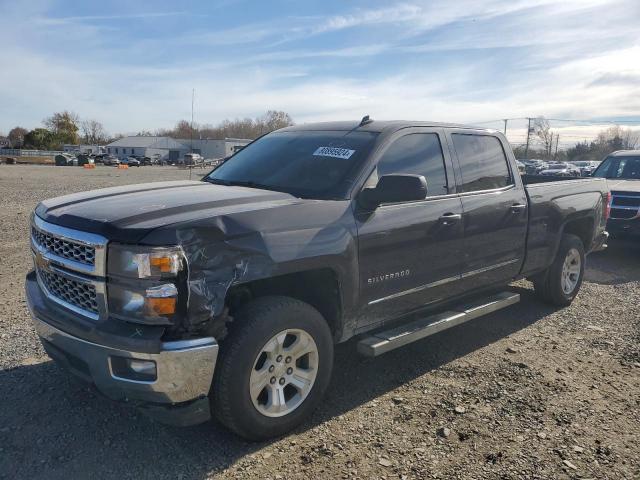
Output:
[{"xmin": 1, "ymin": 165, "xmax": 638, "ymax": 479}]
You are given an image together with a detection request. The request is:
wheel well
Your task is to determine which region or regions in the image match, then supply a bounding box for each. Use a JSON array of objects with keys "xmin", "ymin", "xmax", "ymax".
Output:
[
  {"xmin": 226, "ymin": 269, "xmax": 342, "ymax": 339},
  {"xmin": 563, "ymin": 217, "xmax": 593, "ymax": 249}
]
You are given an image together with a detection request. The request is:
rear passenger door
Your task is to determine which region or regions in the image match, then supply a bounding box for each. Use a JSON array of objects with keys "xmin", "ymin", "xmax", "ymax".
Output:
[
  {"xmin": 447, "ymin": 131, "xmax": 527, "ymax": 289},
  {"xmin": 355, "ymin": 128, "xmax": 465, "ymax": 327}
]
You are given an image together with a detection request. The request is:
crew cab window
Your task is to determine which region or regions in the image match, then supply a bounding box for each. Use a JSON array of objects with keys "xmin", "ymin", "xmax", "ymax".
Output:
[
  {"xmin": 452, "ymin": 134, "xmax": 512, "ymax": 192},
  {"xmin": 375, "ymin": 133, "xmax": 448, "ymax": 196}
]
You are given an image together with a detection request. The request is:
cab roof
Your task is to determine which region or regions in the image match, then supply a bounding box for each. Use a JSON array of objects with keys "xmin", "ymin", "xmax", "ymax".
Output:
[
  {"xmin": 609, "ymin": 150, "xmax": 640, "ymax": 157},
  {"xmin": 278, "ymin": 120, "xmax": 493, "ymax": 135}
]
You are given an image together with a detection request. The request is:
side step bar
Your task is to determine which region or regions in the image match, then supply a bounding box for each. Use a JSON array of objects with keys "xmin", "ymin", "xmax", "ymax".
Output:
[{"xmin": 357, "ymin": 291, "xmax": 520, "ymax": 357}]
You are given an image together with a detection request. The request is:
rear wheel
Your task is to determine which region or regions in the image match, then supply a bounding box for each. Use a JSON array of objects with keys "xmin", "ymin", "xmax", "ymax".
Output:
[
  {"xmin": 212, "ymin": 296, "xmax": 333, "ymax": 440},
  {"xmin": 533, "ymin": 234, "xmax": 585, "ymax": 306}
]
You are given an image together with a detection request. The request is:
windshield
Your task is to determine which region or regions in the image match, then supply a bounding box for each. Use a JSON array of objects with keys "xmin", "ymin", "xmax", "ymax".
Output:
[
  {"xmin": 593, "ymin": 156, "xmax": 640, "ymax": 180},
  {"xmin": 547, "ymin": 163, "xmax": 566, "ymax": 169},
  {"xmin": 205, "ymin": 130, "xmax": 379, "ymax": 199}
]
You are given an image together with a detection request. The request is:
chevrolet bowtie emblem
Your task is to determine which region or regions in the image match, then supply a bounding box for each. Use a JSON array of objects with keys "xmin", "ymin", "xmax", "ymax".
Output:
[{"xmin": 34, "ymin": 251, "xmax": 50, "ymax": 270}]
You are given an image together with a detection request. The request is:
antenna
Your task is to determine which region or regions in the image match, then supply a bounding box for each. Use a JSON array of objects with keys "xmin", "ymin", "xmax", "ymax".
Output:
[{"xmin": 360, "ymin": 115, "xmax": 373, "ymax": 126}]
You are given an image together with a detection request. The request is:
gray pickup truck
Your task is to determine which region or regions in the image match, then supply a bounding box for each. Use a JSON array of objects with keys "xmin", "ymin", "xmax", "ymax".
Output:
[{"xmin": 26, "ymin": 119, "xmax": 609, "ymax": 439}]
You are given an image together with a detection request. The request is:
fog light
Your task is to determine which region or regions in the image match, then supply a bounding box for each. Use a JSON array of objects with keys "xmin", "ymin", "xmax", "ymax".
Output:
[
  {"xmin": 111, "ymin": 356, "xmax": 157, "ymax": 382},
  {"xmin": 128, "ymin": 359, "xmax": 157, "ymax": 375}
]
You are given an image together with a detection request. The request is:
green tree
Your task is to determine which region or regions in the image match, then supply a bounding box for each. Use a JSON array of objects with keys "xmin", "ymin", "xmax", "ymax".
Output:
[
  {"xmin": 43, "ymin": 111, "xmax": 80, "ymax": 145},
  {"xmin": 23, "ymin": 128, "xmax": 58, "ymax": 150}
]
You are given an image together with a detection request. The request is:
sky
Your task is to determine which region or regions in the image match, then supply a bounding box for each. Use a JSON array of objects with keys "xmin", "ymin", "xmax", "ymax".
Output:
[{"xmin": 1, "ymin": 0, "xmax": 640, "ymax": 146}]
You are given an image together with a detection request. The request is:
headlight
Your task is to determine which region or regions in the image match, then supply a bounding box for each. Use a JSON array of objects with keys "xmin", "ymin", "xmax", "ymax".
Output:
[
  {"xmin": 107, "ymin": 244, "xmax": 186, "ymax": 325},
  {"xmin": 108, "ymin": 282, "xmax": 179, "ymax": 325},
  {"xmin": 108, "ymin": 244, "xmax": 185, "ymax": 279}
]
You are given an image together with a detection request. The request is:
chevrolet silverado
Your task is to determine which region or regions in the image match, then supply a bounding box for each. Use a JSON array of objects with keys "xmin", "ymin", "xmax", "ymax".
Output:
[{"xmin": 26, "ymin": 119, "xmax": 609, "ymax": 440}]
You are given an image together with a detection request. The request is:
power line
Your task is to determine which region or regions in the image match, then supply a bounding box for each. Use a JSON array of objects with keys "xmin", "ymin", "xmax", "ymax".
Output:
[{"xmin": 473, "ymin": 117, "xmax": 640, "ymax": 126}]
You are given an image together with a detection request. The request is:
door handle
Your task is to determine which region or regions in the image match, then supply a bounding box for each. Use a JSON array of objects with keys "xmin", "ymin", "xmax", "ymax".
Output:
[
  {"xmin": 439, "ymin": 212, "xmax": 462, "ymax": 225},
  {"xmin": 510, "ymin": 203, "xmax": 527, "ymax": 213}
]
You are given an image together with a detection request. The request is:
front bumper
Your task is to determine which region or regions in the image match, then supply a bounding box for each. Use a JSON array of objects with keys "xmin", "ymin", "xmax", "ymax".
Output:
[{"xmin": 26, "ymin": 279, "xmax": 218, "ymax": 426}]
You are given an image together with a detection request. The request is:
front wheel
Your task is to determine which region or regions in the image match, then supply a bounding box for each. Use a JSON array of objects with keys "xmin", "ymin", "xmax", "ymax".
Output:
[
  {"xmin": 212, "ymin": 296, "xmax": 334, "ymax": 440},
  {"xmin": 533, "ymin": 234, "xmax": 585, "ymax": 306}
]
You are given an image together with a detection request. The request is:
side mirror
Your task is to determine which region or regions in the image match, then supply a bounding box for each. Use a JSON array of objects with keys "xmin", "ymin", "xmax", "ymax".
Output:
[{"xmin": 359, "ymin": 174, "xmax": 427, "ymax": 209}]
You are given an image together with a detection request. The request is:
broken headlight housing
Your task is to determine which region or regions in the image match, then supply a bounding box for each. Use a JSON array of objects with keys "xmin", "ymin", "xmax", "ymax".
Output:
[{"xmin": 107, "ymin": 244, "xmax": 186, "ymax": 325}]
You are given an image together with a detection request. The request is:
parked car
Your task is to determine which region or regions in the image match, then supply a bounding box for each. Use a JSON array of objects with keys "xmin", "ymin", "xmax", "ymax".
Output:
[
  {"xmin": 26, "ymin": 120, "xmax": 609, "ymax": 441},
  {"xmin": 519, "ymin": 158, "xmax": 548, "ymax": 175},
  {"xmin": 571, "ymin": 160, "xmax": 600, "ymax": 177},
  {"xmin": 593, "ymin": 150, "xmax": 640, "ymax": 237},
  {"xmin": 76, "ymin": 154, "xmax": 95, "ymax": 166},
  {"xmin": 183, "ymin": 153, "xmax": 203, "ymax": 166},
  {"xmin": 540, "ymin": 162, "xmax": 581, "ymax": 177},
  {"xmin": 102, "ymin": 155, "xmax": 120, "ymax": 166},
  {"xmin": 54, "ymin": 153, "xmax": 77, "ymax": 166},
  {"xmin": 122, "ymin": 156, "xmax": 141, "ymax": 167}
]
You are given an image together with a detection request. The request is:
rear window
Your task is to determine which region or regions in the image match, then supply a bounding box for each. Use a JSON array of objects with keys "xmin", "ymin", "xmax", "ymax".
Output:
[{"xmin": 452, "ymin": 134, "xmax": 512, "ymax": 192}]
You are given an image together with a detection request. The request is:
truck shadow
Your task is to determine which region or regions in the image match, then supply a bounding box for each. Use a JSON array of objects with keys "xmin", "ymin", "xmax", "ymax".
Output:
[
  {"xmin": 585, "ymin": 238, "xmax": 640, "ymax": 285},
  {"xmin": 0, "ymin": 285, "xmax": 555, "ymax": 480}
]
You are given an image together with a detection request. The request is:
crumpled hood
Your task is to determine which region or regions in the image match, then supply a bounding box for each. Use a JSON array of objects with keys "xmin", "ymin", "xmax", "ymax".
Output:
[
  {"xmin": 606, "ymin": 179, "xmax": 640, "ymax": 193},
  {"xmin": 35, "ymin": 180, "xmax": 302, "ymax": 242}
]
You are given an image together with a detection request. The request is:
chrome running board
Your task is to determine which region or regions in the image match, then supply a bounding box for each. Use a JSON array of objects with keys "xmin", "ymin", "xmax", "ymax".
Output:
[{"xmin": 357, "ymin": 291, "xmax": 520, "ymax": 357}]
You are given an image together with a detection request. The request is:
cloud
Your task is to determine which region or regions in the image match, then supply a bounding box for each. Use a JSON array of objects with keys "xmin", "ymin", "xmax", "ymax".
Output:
[
  {"xmin": 35, "ymin": 11, "xmax": 188, "ymax": 26},
  {"xmin": 0, "ymin": 0, "xmax": 639, "ymax": 141},
  {"xmin": 589, "ymin": 72, "xmax": 640, "ymax": 87}
]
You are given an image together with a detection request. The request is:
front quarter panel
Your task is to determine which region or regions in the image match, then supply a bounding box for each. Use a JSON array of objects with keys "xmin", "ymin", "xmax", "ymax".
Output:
[{"xmin": 140, "ymin": 200, "xmax": 359, "ymax": 332}]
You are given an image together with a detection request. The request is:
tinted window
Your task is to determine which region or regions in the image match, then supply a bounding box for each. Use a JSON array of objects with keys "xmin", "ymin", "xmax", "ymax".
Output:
[
  {"xmin": 376, "ymin": 133, "xmax": 448, "ymax": 196},
  {"xmin": 452, "ymin": 134, "xmax": 512, "ymax": 192},
  {"xmin": 206, "ymin": 131, "xmax": 378, "ymax": 199},
  {"xmin": 593, "ymin": 156, "xmax": 640, "ymax": 179}
]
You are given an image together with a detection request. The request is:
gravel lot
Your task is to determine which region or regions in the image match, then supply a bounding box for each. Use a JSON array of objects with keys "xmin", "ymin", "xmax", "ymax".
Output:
[{"xmin": 1, "ymin": 165, "xmax": 639, "ymax": 479}]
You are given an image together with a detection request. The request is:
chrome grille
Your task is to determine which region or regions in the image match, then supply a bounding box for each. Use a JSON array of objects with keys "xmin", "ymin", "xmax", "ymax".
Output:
[
  {"xmin": 32, "ymin": 226, "xmax": 95, "ymax": 266},
  {"xmin": 38, "ymin": 269, "xmax": 99, "ymax": 315}
]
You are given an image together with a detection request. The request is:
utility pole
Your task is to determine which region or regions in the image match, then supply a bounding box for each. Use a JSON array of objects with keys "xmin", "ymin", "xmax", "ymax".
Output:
[
  {"xmin": 189, "ymin": 88, "xmax": 195, "ymax": 181},
  {"xmin": 554, "ymin": 133, "xmax": 560, "ymax": 160},
  {"xmin": 190, "ymin": 88, "xmax": 195, "ymax": 154},
  {"xmin": 503, "ymin": 119, "xmax": 508, "ymax": 135},
  {"xmin": 524, "ymin": 117, "xmax": 532, "ymax": 159}
]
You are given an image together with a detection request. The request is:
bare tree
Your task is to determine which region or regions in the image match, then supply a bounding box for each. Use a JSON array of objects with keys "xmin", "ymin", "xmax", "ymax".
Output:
[
  {"xmin": 533, "ymin": 117, "xmax": 554, "ymax": 159},
  {"xmin": 160, "ymin": 111, "xmax": 295, "ymax": 141},
  {"xmin": 597, "ymin": 125, "xmax": 640, "ymax": 150},
  {"xmin": 8, "ymin": 126, "xmax": 28, "ymax": 148},
  {"xmin": 259, "ymin": 110, "xmax": 294, "ymax": 134},
  {"xmin": 80, "ymin": 119, "xmax": 108, "ymax": 144}
]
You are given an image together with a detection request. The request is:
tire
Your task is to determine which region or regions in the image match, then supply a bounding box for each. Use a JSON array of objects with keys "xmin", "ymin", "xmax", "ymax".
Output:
[
  {"xmin": 533, "ymin": 234, "xmax": 585, "ymax": 306},
  {"xmin": 212, "ymin": 296, "xmax": 334, "ymax": 441}
]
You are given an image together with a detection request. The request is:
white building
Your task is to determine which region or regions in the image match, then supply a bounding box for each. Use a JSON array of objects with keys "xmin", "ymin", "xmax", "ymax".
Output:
[
  {"xmin": 105, "ymin": 136, "xmax": 189, "ymax": 162},
  {"xmin": 63, "ymin": 144, "xmax": 105, "ymax": 154},
  {"xmin": 175, "ymin": 138, "xmax": 251, "ymax": 160}
]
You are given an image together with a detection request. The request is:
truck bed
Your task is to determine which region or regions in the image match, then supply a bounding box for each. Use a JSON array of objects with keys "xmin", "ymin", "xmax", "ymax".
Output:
[{"xmin": 520, "ymin": 175, "xmax": 608, "ymax": 276}]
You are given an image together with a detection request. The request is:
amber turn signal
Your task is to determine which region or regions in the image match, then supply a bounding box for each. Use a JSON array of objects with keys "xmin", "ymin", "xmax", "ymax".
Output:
[
  {"xmin": 150, "ymin": 256, "xmax": 175, "ymax": 273},
  {"xmin": 145, "ymin": 297, "xmax": 176, "ymax": 316}
]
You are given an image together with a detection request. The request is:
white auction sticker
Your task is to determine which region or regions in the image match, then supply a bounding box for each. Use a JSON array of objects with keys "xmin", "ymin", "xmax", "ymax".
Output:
[{"xmin": 313, "ymin": 146, "xmax": 355, "ymax": 159}]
